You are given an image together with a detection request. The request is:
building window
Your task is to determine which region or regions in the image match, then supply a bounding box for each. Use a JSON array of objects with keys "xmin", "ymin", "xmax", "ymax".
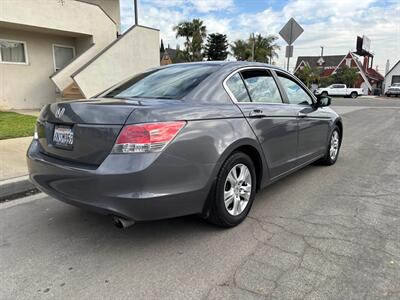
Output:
[
  {"xmin": 346, "ymin": 58, "xmax": 352, "ymax": 67},
  {"xmin": 53, "ymin": 44, "xmax": 75, "ymax": 71},
  {"xmin": 392, "ymin": 75, "xmax": 400, "ymax": 85},
  {"xmin": 0, "ymin": 39, "xmax": 28, "ymax": 64}
]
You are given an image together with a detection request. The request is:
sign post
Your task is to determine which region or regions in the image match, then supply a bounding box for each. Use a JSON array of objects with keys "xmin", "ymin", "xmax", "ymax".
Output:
[{"xmin": 279, "ymin": 18, "xmax": 304, "ymax": 71}]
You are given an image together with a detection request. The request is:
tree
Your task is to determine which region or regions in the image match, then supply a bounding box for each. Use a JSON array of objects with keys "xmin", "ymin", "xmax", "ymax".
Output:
[
  {"xmin": 295, "ymin": 66, "xmax": 319, "ymax": 88},
  {"xmin": 333, "ymin": 66, "xmax": 358, "ymax": 87},
  {"xmin": 173, "ymin": 18, "xmax": 207, "ymax": 62},
  {"xmin": 204, "ymin": 33, "xmax": 229, "ymax": 61},
  {"xmin": 230, "ymin": 33, "xmax": 280, "ymax": 63},
  {"xmin": 252, "ymin": 34, "xmax": 280, "ymax": 63},
  {"xmin": 230, "ymin": 39, "xmax": 251, "ymax": 61},
  {"xmin": 160, "ymin": 39, "xmax": 165, "ymax": 53},
  {"xmin": 191, "ymin": 19, "xmax": 207, "ymax": 61},
  {"xmin": 319, "ymin": 76, "xmax": 334, "ymax": 87}
]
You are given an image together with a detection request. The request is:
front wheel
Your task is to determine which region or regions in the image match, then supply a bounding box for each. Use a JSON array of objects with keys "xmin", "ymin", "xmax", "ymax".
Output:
[
  {"xmin": 206, "ymin": 152, "xmax": 256, "ymax": 227},
  {"xmin": 321, "ymin": 91, "xmax": 328, "ymax": 97},
  {"xmin": 318, "ymin": 127, "xmax": 341, "ymax": 165}
]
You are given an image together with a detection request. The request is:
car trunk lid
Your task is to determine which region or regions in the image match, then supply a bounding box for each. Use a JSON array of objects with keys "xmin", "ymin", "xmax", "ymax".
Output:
[{"xmin": 36, "ymin": 98, "xmax": 146, "ymax": 166}]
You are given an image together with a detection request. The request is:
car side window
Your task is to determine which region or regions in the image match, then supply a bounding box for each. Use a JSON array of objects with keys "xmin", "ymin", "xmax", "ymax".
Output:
[
  {"xmin": 277, "ymin": 75, "xmax": 313, "ymax": 105},
  {"xmin": 225, "ymin": 73, "xmax": 251, "ymax": 102},
  {"xmin": 241, "ymin": 70, "xmax": 283, "ymax": 103}
]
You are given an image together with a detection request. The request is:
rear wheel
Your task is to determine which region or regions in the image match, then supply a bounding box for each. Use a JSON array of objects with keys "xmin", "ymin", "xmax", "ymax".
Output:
[
  {"xmin": 206, "ymin": 152, "xmax": 256, "ymax": 227},
  {"xmin": 350, "ymin": 92, "xmax": 358, "ymax": 99},
  {"xmin": 319, "ymin": 127, "xmax": 341, "ymax": 165},
  {"xmin": 321, "ymin": 91, "xmax": 328, "ymax": 97}
]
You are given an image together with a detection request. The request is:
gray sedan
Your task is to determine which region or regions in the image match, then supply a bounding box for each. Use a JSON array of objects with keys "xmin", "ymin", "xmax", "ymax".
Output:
[{"xmin": 27, "ymin": 62, "xmax": 342, "ymax": 228}]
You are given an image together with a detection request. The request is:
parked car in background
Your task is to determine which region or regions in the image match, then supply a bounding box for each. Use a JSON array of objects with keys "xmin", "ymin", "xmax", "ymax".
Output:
[
  {"xmin": 27, "ymin": 62, "xmax": 343, "ymax": 228},
  {"xmin": 314, "ymin": 84, "xmax": 363, "ymax": 98},
  {"xmin": 385, "ymin": 83, "xmax": 400, "ymax": 97}
]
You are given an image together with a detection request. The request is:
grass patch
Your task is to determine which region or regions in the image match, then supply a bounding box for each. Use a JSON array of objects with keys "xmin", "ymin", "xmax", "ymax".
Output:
[{"xmin": 0, "ymin": 111, "xmax": 37, "ymax": 140}]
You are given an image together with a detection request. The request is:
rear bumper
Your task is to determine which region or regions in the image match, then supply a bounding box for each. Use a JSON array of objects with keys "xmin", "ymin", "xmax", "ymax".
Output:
[{"xmin": 27, "ymin": 140, "xmax": 214, "ymax": 221}]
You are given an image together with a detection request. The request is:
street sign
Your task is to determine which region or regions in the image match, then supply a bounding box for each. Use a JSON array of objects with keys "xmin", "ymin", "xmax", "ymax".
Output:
[
  {"xmin": 285, "ymin": 45, "xmax": 293, "ymax": 58},
  {"xmin": 279, "ymin": 18, "xmax": 304, "ymax": 71},
  {"xmin": 279, "ymin": 18, "xmax": 304, "ymax": 45}
]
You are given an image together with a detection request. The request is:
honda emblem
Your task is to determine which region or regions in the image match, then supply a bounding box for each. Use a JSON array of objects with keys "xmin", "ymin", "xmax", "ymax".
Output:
[{"xmin": 55, "ymin": 107, "xmax": 65, "ymax": 118}]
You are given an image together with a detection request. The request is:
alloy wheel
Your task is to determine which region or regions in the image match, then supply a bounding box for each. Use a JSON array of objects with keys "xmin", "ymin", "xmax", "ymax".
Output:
[
  {"xmin": 224, "ymin": 163, "xmax": 252, "ymax": 216},
  {"xmin": 330, "ymin": 131, "xmax": 340, "ymax": 160}
]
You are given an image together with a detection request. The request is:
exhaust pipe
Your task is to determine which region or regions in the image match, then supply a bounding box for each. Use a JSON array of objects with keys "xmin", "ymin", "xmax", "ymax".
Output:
[{"xmin": 112, "ymin": 216, "xmax": 135, "ymax": 229}]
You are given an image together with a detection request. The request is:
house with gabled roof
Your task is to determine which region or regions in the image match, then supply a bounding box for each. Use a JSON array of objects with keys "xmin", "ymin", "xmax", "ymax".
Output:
[
  {"xmin": 295, "ymin": 51, "xmax": 384, "ymax": 95},
  {"xmin": 160, "ymin": 48, "xmax": 186, "ymax": 65},
  {"xmin": 384, "ymin": 60, "xmax": 400, "ymax": 94}
]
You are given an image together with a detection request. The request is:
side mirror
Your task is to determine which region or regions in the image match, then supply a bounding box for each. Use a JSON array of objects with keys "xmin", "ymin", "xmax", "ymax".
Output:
[{"xmin": 316, "ymin": 96, "xmax": 331, "ymax": 107}]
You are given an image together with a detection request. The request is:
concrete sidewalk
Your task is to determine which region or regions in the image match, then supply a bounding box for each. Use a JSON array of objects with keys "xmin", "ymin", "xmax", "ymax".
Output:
[
  {"xmin": 0, "ymin": 136, "xmax": 35, "ymax": 198},
  {"xmin": 0, "ymin": 136, "xmax": 32, "ymax": 180}
]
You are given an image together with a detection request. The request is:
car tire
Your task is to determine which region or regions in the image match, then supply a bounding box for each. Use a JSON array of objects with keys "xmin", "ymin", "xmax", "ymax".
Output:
[
  {"xmin": 318, "ymin": 126, "xmax": 341, "ymax": 166},
  {"xmin": 206, "ymin": 152, "xmax": 256, "ymax": 227},
  {"xmin": 350, "ymin": 92, "xmax": 358, "ymax": 99},
  {"xmin": 321, "ymin": 91, "xmax": 328, "ymax": 97}
]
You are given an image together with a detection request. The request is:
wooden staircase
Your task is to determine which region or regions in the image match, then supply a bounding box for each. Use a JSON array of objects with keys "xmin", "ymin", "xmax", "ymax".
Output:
[{"xmin": 62, "ymin": 83, "xmax": 84, "ymax": 100}]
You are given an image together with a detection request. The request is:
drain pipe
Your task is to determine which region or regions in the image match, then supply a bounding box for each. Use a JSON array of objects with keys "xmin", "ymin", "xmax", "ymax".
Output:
[{"xmin": 113, "ymin": 216, "xmax": 135, "ymax": 229}]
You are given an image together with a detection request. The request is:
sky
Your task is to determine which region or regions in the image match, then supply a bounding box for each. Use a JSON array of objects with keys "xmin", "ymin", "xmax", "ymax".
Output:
[{"xmin": 120, "ymin": 0, "xmax": 400, "ymax": 73}]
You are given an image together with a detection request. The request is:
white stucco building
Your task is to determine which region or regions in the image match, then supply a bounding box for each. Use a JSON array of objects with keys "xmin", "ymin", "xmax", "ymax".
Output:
[
  {"xmin": 0, "ymin": 0, "xmax": 160, "ymax": 109},
  {"xmin": 384, "ymin": 60, "xmax": 400, "ymax": 93}
]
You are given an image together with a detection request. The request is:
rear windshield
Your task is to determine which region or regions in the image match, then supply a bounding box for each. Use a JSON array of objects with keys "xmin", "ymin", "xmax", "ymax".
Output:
[{"xmin": 103, "ymin": 64, "xmax": 220, "ymax": 100}]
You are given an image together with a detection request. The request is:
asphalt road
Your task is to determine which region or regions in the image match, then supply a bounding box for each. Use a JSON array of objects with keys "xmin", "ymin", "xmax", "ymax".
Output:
[{"xmin": 1, "ymin": 98, "xmax": 399, "ymax": 299}]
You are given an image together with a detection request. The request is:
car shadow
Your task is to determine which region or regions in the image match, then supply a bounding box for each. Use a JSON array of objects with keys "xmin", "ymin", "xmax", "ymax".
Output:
[{"xmin": 39, "ymin": 163, "xmax": 329, "ymax": 250}]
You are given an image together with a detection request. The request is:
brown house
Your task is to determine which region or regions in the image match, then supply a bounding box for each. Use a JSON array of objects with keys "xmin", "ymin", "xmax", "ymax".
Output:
[
  {"xmin": 160, "ymin": 48, "xmax": 185, "ymax": 65},
  {"xmin": 295, "ymin": 51, "xmax": 384, "ymax": 94}
]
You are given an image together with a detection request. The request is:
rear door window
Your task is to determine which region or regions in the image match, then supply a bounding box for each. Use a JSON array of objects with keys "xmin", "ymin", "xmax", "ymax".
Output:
[{"xmin": 241, "ymin": 70, "xmax": 283, "ymax": 103}]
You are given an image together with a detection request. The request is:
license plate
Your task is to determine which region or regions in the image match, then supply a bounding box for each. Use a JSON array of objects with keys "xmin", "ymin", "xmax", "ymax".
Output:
[{"xmin": 53, "ymin": 125, "xmax": 73, "ymax": 149}]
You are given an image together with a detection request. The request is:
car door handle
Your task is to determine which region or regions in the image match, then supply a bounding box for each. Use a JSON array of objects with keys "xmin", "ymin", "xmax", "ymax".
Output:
[
  {"xmin": 297, "ymin": 112, "xmax": 308, "ymax": 118},
  {"xmin": 249, "ymin": 109, "xmax": 267, "ymax": 118}
]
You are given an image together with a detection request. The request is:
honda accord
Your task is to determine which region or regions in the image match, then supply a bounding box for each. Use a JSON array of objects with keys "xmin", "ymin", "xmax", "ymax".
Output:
[{"xmin": 27, "ymin": 62, "xmax": 342, "ymax": 228}]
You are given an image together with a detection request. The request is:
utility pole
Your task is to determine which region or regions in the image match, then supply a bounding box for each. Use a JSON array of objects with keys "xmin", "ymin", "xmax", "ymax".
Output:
[
  {"xmin": 287, "ymin": 54, "xmax": 290, "ymax": 71},
  {"xmin": 251, "ymin": 33, "xmax": 255, "ymax": 62},
  {"xmin": 134, "ymin": 0, "xmax": 138, "ymax": 25},
  {"xmin": 320, "ymin": 46, "xmax": 324, "ymax": 57}
]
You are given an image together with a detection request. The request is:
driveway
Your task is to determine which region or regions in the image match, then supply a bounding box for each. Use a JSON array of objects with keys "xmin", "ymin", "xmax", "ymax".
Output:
[{"xmin": 1, "ymin": 99, "xmax": 399, "ymax": 299}]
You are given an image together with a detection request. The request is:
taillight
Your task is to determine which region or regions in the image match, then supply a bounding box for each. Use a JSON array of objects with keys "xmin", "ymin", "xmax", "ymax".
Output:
[
  {"xmin": 112, "ymin": 121, "xmax": 186, "ymax": 153},
  {"xmin": 33, "ymin": 123, "xmax": 39, "ymax": 140}
]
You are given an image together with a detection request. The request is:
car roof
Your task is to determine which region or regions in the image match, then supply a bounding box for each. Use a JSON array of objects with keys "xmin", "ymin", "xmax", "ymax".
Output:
[{"xmin": 159, "ymin": 61, "xmax": 286, "ymax": 73}]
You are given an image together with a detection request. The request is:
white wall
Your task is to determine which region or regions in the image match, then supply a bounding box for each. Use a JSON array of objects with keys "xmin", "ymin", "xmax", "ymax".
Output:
[
  {"xmin": 384, "ymin": 62, "xmax": 400, "ymax": 93},
  {"xmin": 82, "ymin": 0, "xmax": 121, "ymax": 33},
  {"xmin": 73, "ymin": 26, "xmax": 160, "ymax": 98},
  {"xmin": 0, "ymin": 28, "xmax": 77, "ymax": 109},
  {"xmin": 0, "ymin": 0, "xmax": 119, "ymax": 92}
]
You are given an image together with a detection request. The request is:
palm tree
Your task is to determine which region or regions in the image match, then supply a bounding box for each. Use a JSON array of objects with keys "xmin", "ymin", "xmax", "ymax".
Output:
[
  {"xmin": 173, "ymin": 19, "xmax": 207, "ymax": 62},
  {"xmin": 231, "ymin": 39, "xmax": 251, "ymax": 61},
  {"xmin": 261, "ymin": 34, "xmax": 280, "ymax": 63},
  {"xmin": 230, "ymin": 33, "xmax": 280, "ymax": 63},
  {"xmin": 252, "ymin": 34, "xmax": 280, "ymax": 63},
  {"xmin": 173, "ymin": 21, "xmax": 193, "ymax": 50},
  {"xmin": 191, "ymin": 19, "xmax": 207, "ymax": 61}
]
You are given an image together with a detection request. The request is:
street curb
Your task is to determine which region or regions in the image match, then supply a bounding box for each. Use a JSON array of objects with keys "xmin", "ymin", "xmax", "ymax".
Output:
[{"xmin": 0, "ymin": 175, "xmax": 35, "ymax": 199}]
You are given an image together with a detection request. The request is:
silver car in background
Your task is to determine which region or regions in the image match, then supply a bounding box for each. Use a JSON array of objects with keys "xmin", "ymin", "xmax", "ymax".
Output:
[{"xmin": 27, "ymin": 62, "xmax": 343, "ymax": 228}]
